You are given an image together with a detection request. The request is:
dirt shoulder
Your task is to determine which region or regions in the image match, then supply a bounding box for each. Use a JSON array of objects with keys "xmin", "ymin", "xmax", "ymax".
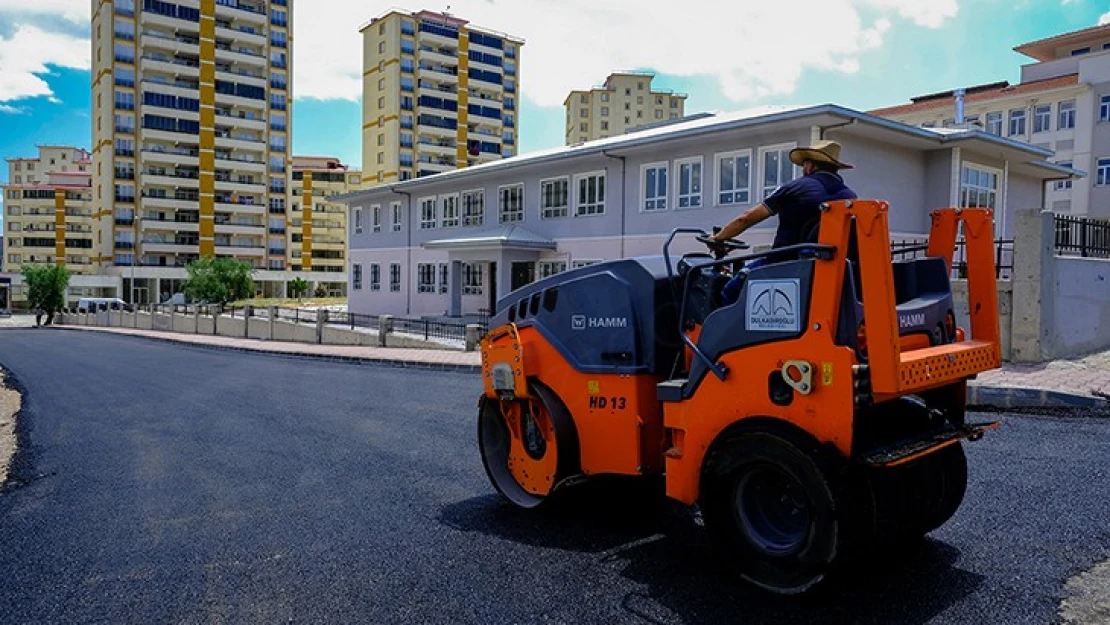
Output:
[{"xmin": 0, "ymin": 369, "xmax": 20, "ymax": 486}]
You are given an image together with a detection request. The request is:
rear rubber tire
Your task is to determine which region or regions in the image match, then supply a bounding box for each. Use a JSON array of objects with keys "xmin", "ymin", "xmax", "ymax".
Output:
[{"xmin": 700, "ymin": 427, "xmax": 841, "ymax": 595}]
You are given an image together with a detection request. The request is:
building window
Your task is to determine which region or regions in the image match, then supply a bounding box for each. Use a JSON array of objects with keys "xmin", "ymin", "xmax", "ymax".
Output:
[
  {"xmin": 463, "ymin": 263, "xmax": 484, "ymax": 295},
  {"xmin": 353, "ymin": 207, "xmax": 363, "ymax": 234},
  {"xmin": 391, "ymin": 202, "xmax": 402, "ymax": 232},
  {"xmin": 960, "ymin": 164, "xmax": 999, "ymax": 208},
  {"xmin": 441, "ymin": 194, "xmax": 459, "ymax": 227},
  {"xmin": 985, "ymin": 111, "xmax": 1003, "ymax": 136},
  {"xmin": 716, "ymin": 150, "xmax": 751, "ymax": 205},
  {"xmin": 499, "ymin": 184, "xmax": 524, "ymax": 223},
  {"xmin": 390, "ymin": 263, "xmax": 401, "ymax": 292},
  {"xmin": 572, "ymin": 259, "xmax": 601, "ymax": 269},
  {"xmin": 574, "ymin": 172, "xmax": 606, "ymax": 216},
  {"xmin": 370, "ymin": 264, "xmax": 381, "ymax": 291},
  {"xmin": 1059, "ymin": 100, "xmax": 1076, "ymax": 129},
  {"xmin": 417, "ymin": 264, "xmax": 436, "ymax": 293},
  {"xmin": 675, "ymin": 156, "xmax": 703, "ymax": 209},
  {"xmin": 538, "ymin": 261, "xmax": 567, "ymax": 279},
  {"xmin": 372, "ymin": 205, "xmax": 382, "ymax": 233},
  {"xmin": 353, "ymin": 264, "xmax": 363, "ymax": 290},
  {"xmin": 540, "ymin": 177, "xmax": 569, "ymax": 219},
  {"xmin": 1033, "ymin": 104, "xmax": 1052, "ymax": 133},
  {"xmin": 1008, "ymin": 108, "xmax": 1026, "ymax": 136},
  {"xmin": 419, "ymin": 197, "xmax": 437, "ymax": 229},
  {"xmin": 439, "ymin": 264, "xmax": 449, "ymax": 294},
  {"xmin": 1098, "ymin": 158, "xmax": 1110, "ymax": 186},
  {"xmin": 760, "ymin": 144, "xmax": 795, "ymax": 199},
  {"xmin": 1055, "ymin": 162, "xmax": 1074, "ymax": 191},
  {"xmin": 461, "ymin": 190, "xmax": 484, "ymax": 226},
  {"xmin": 642, "ymin": 162, "xmax": 668, "ymax": 211}
]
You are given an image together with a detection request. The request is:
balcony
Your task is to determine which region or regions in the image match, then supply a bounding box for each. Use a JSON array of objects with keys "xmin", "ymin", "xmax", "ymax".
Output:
[
  {"xmin": 144, "ymin": 218, "xmax": 200, "ymax": 233},
  {"xmin": 417, "ymin": 159, "xmax": 455, "ymax": 173},
  {"xmin": 214, "ymin": 177, "xmax": 265, "ymax": 194},
  {"xmin": 143, "ymin": 172, "xmax": 200, "ymax": 188},
  {"xmin": 142, "ymin": 12, "xmax": 201, "ymax": 34},
  {"xmin": 418, "ymin": 66, "xmax": 458, "ymax": 85},
  {"xmin": 214, "ymin": 132, "xmax": 266, "ymax": 152},
  {"xmin": 215, "ymin": 156, "xmax": 266, "ymax": 173},
  {"xmin": 213, "ymin": 244, "xmax": 266, "ymax": 256},
  {"xmin": 141, "ymin": 128, "xmax": 197, "ymax": 144},
  {"xmin": 215, "ymin": 44, "xmax": 267, "ymax": 68},
  {"xmin": 141, "ymin": 55, "xmax": 200, "ymax": 79},
  {"xmin": 142, "ymin": 195, "xmax": 198, "ymax": 210},
  {"xmin": 141, "ymin": 147, "xmax": 200, "ymax": 168},
  {"xmin": 141, "ymin": 32, "xmax": 199, "ymax": 56},
  {"xmin": 214, "ymin": 90, "xmax": 267, "ymax": 110},
  {"xmin": 417, "ymin": 46, "xmax": 458, "ymax": 67},
  {"xmin": 215, "ymin": 2, "xmax": 268, "ymax": 26},
  {"xmin": 214, "ymin": 198, "xmax": 266, "ymax": 213},
  {"xmin": 417, "ymin": 120, "xmax": 458, "ymax": 140},
  {"xmin": 417, "ymin": 139, "xmax": 457, "ymax": 157},
  {"xmin": 138, "ymin": 79, "xmax": 200, "ymax": 102},
  {"xmin": 214, "ymin": 109, "xmax": 266, "ymax": 130},
  {"xmin": 417, "ymin": 26, "xmax": 458, "ymax": 48},
  {"xmin": 215, "ymin": 222, "xmax": 266, "ymax": 236},
  {"xmin": 418, "ymin": 80, "xmax": 457, "ymax": 99},
  {"xmin": 214, "ymin": 23, "xmax": 266, "ymax": 47},
  {"xmin": 142, "ymin": 242, "xmax": 200, "ymax": 255}
]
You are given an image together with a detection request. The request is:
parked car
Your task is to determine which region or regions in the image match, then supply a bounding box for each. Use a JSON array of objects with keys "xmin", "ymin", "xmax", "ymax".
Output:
[{"xmin": 77, "ymin": 297, "xmax": 133, "ymax": 313}]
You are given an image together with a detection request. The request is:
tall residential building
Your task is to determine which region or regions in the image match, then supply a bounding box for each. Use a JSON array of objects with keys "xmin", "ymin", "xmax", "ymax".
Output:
[
  {"xmin": 870, "ymin": 23, "xmax": 1110, "ymax": 219},
  {"xmin": 2, "ymin": 147, "xmax": 96, "ymax": 274},
  {"xmin": 290, "ymin": 156, "xmax": 360, "ymax": 281},
  {"xmin": 90, "ymin": 0, "xmax": 326, "ymax": 303},
  {"xmin": 360, "ymin": 9, "xmax": 522, "ymax": 186},
  {"xmin": 564, "ymin": 72, "xmax": 687, "ymax": 144}
]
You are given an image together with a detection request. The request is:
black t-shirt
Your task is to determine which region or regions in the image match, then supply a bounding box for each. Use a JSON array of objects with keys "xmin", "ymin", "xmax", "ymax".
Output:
[{"xmin": 763, "ymin": 171, "xmax": 857, "ymax": 248}]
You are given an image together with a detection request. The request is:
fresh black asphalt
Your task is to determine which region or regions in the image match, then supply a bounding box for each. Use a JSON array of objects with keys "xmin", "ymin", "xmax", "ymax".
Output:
[{"xmin": 0, "ymin": 329, "xmax": 1108, "ymax": 624}]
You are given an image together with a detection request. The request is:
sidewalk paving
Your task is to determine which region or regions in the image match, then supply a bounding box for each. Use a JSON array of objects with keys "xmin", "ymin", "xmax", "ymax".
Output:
[{"xmin": 39, "ymin": 323, "xmax": 1110, "ymax": 411}]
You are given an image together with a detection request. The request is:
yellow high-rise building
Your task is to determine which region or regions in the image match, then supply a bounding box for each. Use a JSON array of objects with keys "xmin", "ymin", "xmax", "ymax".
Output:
[
  {"xmin": 290, "ymin": 156, "xmax": 360, "ymax": 284},
  {"xmin": 2, "ymin": 146, "xmax": 96, "ymax": 274},
  {"xmin": 564, "ymin": 72, "xmax": 687, "ymax": 144},
  {"xmin": 360, "ymin": 9, "xmax": 523, "ymax": 186}
]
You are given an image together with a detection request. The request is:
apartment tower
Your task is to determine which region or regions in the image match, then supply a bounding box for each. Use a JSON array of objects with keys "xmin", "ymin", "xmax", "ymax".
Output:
[
  {"xmin": 2, "ymin": 147, "xmax": 96, "ymax": 274},
  {"xmin": 91, "ymin": 0, "xmax": 295, "ymax": 302},
  {"xmin": 564, "ymin": 72, "xmax": 687, "ymax": 144},
  {"xmin": 290, "ymin": 156, "xmax": 360, "ymax": 282},
  {"xmin": 360, "ymin": 9, "xmax": 522, "ymax": 186}
]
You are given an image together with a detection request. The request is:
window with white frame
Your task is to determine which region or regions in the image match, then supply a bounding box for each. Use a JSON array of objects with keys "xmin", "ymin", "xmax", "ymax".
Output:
[
  {"xmin": 1054, "ymin": 162, "xmax": 1073, "ymax": 190},
  {"xmin": 1033, "ymin": 104, "xmax": 1052, "ymax": 133},
  {"xmin": 391, "ymin": 202, "xmax": 402, "ymax": 232},
  {"xmin": 538, "ymin": 260, "xmax": 567, "ymax": 279},
  {"xmin": 352, "ymin": 263, "xmax": 363, "ymax": 290},
  {"xmin": 959, "ymin": 163, "xmax": 999, "ymax": 209},
  {"xmin": 675, "ymin": 157, "xmax": 702, "ymax": 208},
  {"xmin": 1059, "ymin": 100, "xmax": 1076, "ymax": 129},
  {"xmin": 461, "ymin": 189, "xmax": 484, "ymax": 226},
  {"xmin": 463, "ymin": 263, "xmax": 483, "ymax": 295},
  {"xmin": 371, "ymin": 204, "xmax": 381, "ymax": 233},
  {"xmin": 389, "ymin": 263, "xmax": 401, "ymax": 291},
  {"xmin": 417, "ymin": 263, "xmax": 436, "ymax": 293},
  {"xmin": 716, "ymin": 150, "xmax": 750, "ymax": 205},
  {"xmin": 441, "ymin": 193, "xmax": 459, "ymax": 227},
  {"xmin": 370, "ymin": 263, "xmax": 381, "ymax": 291},
  {"xmin": 439, "ymin": 263, "xmax": 448, "ymax": 294},
  {"xmin": 1102, "ymin": 96, "xmax": 1110, "ymax": 122},
  {"xmin": 419, "ymin": 197, "xmax": 437, "ymax": 229},
  {"xmin": 1098, "ymin": 158, "xmax": 1110, "ymax": 186},
  {"xmin": 354, "ymin": 207, "xmax": 363, "ymax": 234},
  {"xmin": 499, "ymin": 184, "xmax": 524, "ymax": 223},
  {"xmin": 642, "ymin": 162, "xmax": 668, "ymax": 211},
  {"xmin": 760, "ymin": 144, "xmax": 795, "ymax": 199},
  {"xmin": 985, "ymin": 111, "xmax": 1003, "ymax": 135},
  {"xmin": 572, "ymin": 259, "xmax": 601, "ymax": 269},
  {"xmin": 540, "ymin": 177, "xmax": 569, "ymax": 219},
  {"xmin": 575, "ymin": 172, "xmax": 606, "ymax": 216},
  {"xmin": 1008, "ymin": 108, "xmax": 1026, "ymax": 136}
]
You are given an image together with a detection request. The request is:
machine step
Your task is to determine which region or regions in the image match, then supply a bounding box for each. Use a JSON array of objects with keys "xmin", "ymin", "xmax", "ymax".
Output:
[
  {"xmin": 858, "ymin": 421, "xmax": 1000, "ymax": 467},
  {"xmin": 657, "ymin": 378, "xmax": 687, "ymax": 403}
]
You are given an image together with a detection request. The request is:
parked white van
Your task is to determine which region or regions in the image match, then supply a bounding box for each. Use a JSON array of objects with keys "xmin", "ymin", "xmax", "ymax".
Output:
[{"xmin": 77, "ymin": 297, "xmax": 131, "ymax": 313}]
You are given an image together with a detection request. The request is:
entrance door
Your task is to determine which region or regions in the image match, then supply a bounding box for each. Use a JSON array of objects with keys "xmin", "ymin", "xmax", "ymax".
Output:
[{"xmin": 511, "ymin": 261, "xmax": 535, "ymax": 291}]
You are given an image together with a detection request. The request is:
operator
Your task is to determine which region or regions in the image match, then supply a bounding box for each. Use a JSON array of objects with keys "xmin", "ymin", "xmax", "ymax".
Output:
[{"xmin": 710, "ymin": 139, "xmax": 857, "ymax": 306}]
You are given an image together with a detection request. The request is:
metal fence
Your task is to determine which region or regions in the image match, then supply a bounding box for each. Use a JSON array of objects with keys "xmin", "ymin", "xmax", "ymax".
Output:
[
  {"xmin": 392, "ymin": 316, "xmax": 473, "ymax": 342},
  {"xmin": 325, "ymin": 310, "xmax": 380, "ymax": 331},
  {"xmin": 890, "ymin": 238, "xmax": 1014, "ymax": 280},
  {"xmin": 1054, "ymin": 214, "xmax": 1110, "ymax": 258}
]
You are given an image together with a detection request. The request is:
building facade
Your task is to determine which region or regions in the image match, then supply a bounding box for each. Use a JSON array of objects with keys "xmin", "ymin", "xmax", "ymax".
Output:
[
  {"xmin": 290, "ymin": 156, "xmax": 360, "ymax": 291},
  {"xmin": 340, "ymin": 105, "xmax": 1075, "ymax": 318},
  {"xmin": 871, "ymin": 23, "xmax": 1110, "ymax": 219},
  {"xmin": 360, "ymin": 9, "xmax": 522, "ymax": 187},
  {"xmin": 564, "ymin": 72, "xmax": 687, "ymax": 144}
]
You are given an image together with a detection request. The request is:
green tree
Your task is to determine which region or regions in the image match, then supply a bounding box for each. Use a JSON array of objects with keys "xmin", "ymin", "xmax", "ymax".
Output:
[
  {"xmin": 22, "ymin": 264, "xmax": 71, "ymax": 326},
  {"xmin": 183, "ymin": 257, "xmax": 255, "ymax": 304},
  {"xmin": 288, "ymin": 277, "xmax": 309, "ymax": 300}
]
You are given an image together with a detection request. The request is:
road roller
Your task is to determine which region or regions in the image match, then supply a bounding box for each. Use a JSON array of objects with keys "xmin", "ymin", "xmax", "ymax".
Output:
[{"xmin": 477, "ymin": 200, "xmax": 1002, "ymax": 594}]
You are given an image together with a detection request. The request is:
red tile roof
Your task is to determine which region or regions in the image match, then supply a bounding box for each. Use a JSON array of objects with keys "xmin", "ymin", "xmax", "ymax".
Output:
[{"xmin": 869, "ymin": 74, "xmax": 1080, "ymax": 117}]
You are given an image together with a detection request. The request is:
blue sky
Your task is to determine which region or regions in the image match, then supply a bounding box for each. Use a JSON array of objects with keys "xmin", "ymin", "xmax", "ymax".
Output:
[{"xmin": 1, "ymin": 0, "xmax": 1108, "ymax": 191}]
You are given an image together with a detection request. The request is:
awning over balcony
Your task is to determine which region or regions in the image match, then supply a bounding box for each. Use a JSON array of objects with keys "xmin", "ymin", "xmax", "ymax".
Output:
[{"xmin": 422, "ymin": 225, "xmax": 556, "ymax": 251}]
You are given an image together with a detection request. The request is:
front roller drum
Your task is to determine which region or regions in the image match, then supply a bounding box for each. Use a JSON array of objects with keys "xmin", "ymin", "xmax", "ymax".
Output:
[{"xmin": 478, "ymin": 384, "xmax": 579, "ymax": 509}]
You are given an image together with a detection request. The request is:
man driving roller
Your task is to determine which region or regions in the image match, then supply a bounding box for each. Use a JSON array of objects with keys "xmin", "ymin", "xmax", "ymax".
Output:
[{"xmin": 710, "ymin": 139, "xmax": 857, "ymax": 305}]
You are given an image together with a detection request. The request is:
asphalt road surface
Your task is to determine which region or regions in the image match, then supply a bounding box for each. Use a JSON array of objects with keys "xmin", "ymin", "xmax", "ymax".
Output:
[{"xmin": 1, "ymin": 329, "xmax": 1108, "ymax": 624}]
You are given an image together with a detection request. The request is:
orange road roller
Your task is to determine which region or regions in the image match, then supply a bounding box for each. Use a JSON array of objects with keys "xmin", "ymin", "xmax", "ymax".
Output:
[{"xmin": 478, "ymin": 200, "xmax": 1002, "ymax": 594}]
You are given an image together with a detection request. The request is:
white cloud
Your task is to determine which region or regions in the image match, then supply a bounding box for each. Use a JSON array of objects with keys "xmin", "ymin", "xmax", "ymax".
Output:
[
  {"xmin": 0, "ymin": 0, "xmax": 88, "ymax": 24},
  {"xmin": 0, "ymin": 104, "xmax": 26, "ymax": 114},
  {"xmin": 293, "ymin": 0, "xmax": 959, "ymax": 107},
  {"xmin": 0, "ymin": 24, "xmax": 90, "ymax": 103},
  {"xmin": 1100, "ymin": 10, "xmax": 1110, "ymax": 25}
]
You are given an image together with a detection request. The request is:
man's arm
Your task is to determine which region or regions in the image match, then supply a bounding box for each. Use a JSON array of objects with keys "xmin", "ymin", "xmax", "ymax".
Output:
[{"xmin": 710, "ymin": 204, "xmax": 772, "ymax": 242}]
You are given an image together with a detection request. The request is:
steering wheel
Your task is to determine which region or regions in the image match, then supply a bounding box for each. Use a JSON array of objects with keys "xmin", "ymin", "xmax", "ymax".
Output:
[{"xmin": 696, "ymin": 233, "xmax": 749, "ymax": 260}]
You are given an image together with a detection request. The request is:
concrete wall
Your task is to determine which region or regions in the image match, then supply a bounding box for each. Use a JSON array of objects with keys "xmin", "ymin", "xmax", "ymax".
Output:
[
  {"xmin": 273, "ymin": 319, "xmax": 316, "ymax": 343},
  {"xmin": 1052, "ymin": 256, "xmax": 1110, "ymax": 357},
  {"xmin": 217, "ymin": 317, "xmax": 245, "ymax": 338},
  {"xmin": 951, "ymin": 280, "xmax": 1013, "ymax": 361},
  {"xmin": 247, "ymin": 317, "xmax": 269, "ymax": 340}
]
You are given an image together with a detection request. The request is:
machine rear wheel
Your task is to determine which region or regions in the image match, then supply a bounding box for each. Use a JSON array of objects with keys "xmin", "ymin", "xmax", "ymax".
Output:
[
  {"xmin": 701, "ymin": 428, "xmax": 840, "ymax": 595},
  {"xmin": 478, "ymin": 384, "xmax": 578, "ymax": 509}
]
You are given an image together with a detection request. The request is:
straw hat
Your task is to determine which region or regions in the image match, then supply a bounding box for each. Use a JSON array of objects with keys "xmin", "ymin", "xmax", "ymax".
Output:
[{"xmin": 789, "ymin": 139, "xmax": 853, "ymax": 170}]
